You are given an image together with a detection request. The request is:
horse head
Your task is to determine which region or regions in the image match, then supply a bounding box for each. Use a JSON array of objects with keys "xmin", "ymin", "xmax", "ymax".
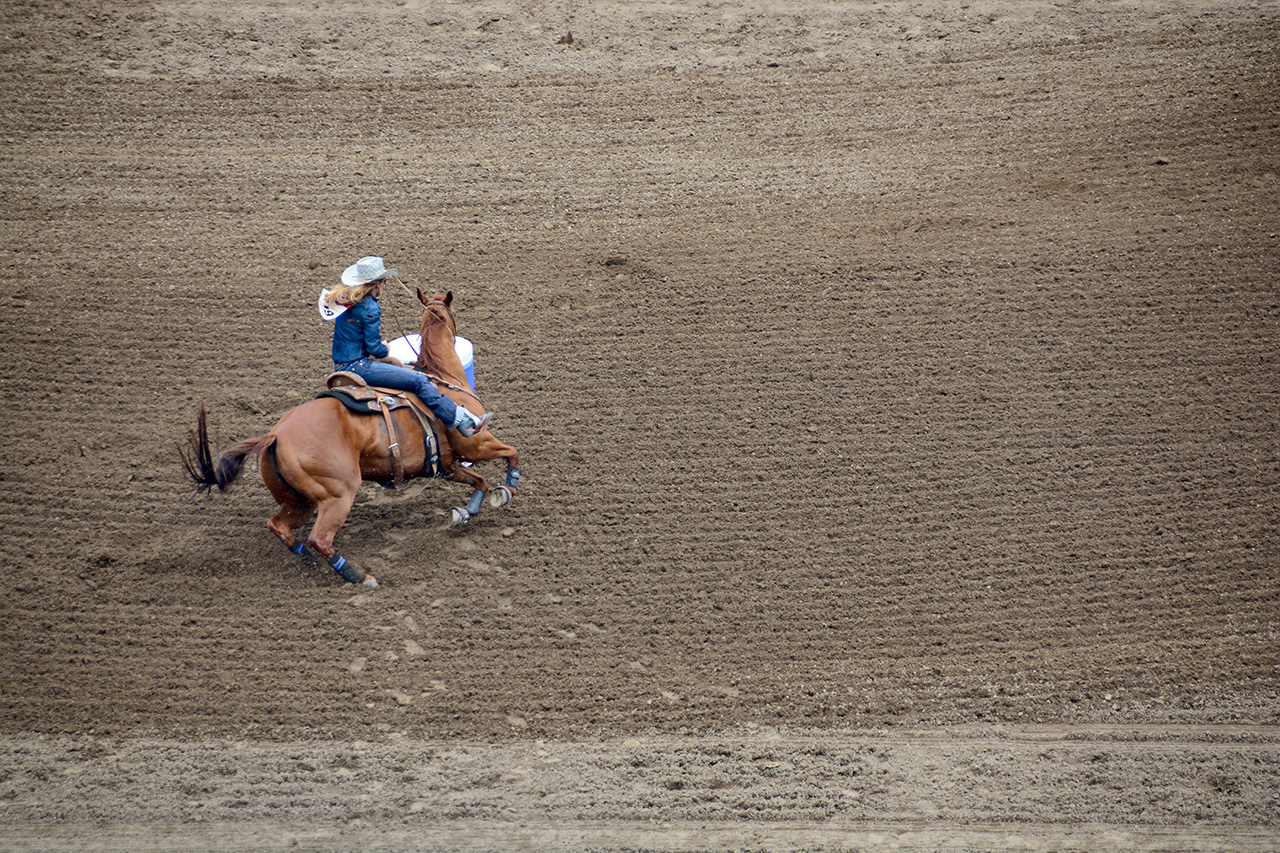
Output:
[
  {"xmin": 413, "ymin": 289, "xmax": 463, "ymax": 377},
  {"xmin": 416, "ymin": 289, "xmax": 457, "ymax": 340}
]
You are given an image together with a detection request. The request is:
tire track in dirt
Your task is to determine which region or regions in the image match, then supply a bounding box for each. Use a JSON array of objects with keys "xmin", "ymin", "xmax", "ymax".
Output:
[
  {"xmin": 2, "ymin": 726, "xmax": 1277, "ymax": 851},
  {"xmin": 5, "ymin": 823, "xmax": 1276, "ymax": 853}
]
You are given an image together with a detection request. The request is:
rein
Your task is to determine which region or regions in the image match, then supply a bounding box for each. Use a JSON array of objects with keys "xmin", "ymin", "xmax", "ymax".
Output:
[
  {"xmin": 381, "ymin": 276, "xmax": 422, "ymax": 360},
  {"xmin": 412, "ymin": 366, "xmax": 482, "ymax": 405}
]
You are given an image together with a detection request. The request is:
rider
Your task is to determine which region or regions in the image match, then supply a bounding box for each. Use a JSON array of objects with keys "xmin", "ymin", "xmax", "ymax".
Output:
[{"xmin": 328, "ymin": 256, "xmax": 490, "ymax": 437}]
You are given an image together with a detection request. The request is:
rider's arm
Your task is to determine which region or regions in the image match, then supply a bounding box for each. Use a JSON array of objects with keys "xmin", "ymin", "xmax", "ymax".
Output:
[{"xmin": 357, "ymin": 300, "xmax": 390, "ymax": 359}]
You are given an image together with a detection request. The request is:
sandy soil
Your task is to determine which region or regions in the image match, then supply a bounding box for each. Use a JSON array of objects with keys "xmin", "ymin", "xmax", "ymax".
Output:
[{"xmin": 1, "ymin": 1, "xmax": 1278, "ymax": 850}]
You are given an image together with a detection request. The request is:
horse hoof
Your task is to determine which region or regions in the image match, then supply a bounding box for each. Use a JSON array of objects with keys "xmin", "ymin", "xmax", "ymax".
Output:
[
  {"xmin": 362, "ymin": 575, "xmax": 379, "ymax": 588},
  {"xmin": 488, "ymin": 486, "xmax": 512, "ymax": 508},
  {"xmin": 449, "ymin": 507, "xmax": 471, "ymax": 528}
]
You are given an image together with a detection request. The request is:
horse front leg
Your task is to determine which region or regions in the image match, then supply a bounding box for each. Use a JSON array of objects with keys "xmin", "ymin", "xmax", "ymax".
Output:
[
  {"xmin": 496, "ymin": 448, "xmax": 521, "ymax": 506},
  {"xmin": 470, "ymin": 436, "xmax": 521, "ymax": 510},
  {"xmin": 446, "ymin": 465, "xmax": 490, "ymax": 528}
]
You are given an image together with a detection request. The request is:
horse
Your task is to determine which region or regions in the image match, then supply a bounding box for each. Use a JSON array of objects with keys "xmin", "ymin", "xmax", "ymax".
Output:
[{"xmin": 180, "ymin": 290, "xmax": 521, "ymax": 587}]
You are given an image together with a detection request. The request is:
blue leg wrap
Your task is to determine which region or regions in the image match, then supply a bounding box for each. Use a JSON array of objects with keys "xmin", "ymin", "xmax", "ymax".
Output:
[
  {"xmin": 328, "ymin": 553, "xmax": 366, "ymax": 584},
  {"xmin": 466, "ymin": 489, "xmax": 485, "ymax": 515},
  {"xmin": 287, "ymin": 539, "xmax": 318, "ymax": 565},
  {"xmin": 506, "ymin": 468, "xmax": 520, "ymax": 489}
]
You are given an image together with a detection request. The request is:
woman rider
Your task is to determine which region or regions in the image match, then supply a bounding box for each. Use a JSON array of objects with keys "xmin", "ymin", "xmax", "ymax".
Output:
[{"xmin": 328, "ymin": 256, "xmax": 490, "ymax": 437}]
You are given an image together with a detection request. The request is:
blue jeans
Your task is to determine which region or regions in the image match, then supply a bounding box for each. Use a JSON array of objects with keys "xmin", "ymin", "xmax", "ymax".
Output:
[{"xmin": 336, "ymin": 358, "xmax": 459, "ymax": 425}]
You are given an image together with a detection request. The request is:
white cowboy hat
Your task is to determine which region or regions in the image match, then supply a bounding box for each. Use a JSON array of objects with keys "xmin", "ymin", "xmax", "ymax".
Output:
[{"xmin": 341, "ymin": 256, "xmax": 399, "ymax": 286}]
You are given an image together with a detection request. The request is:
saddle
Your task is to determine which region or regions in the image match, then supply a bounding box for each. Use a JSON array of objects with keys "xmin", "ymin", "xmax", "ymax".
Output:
[{"xmin": 318, "ymin": 372, "xmax": 441, "ymax": 486}]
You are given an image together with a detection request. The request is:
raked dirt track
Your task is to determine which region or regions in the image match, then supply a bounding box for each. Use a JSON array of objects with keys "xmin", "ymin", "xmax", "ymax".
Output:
[{"xmin": 1, "ymin": 1, "xmax": 1278, "ymax": 850}]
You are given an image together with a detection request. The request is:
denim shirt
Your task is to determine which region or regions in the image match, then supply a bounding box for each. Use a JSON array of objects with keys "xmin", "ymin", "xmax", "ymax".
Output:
[{"xmin": 332, "ymin": 297, "xmax": 389, "ymax": 367}]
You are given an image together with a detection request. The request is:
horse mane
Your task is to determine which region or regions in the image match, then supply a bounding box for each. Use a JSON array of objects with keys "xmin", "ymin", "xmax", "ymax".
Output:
[{"xmin": 414, "ymin": 346, "xmax": 453, "ymax": 378}]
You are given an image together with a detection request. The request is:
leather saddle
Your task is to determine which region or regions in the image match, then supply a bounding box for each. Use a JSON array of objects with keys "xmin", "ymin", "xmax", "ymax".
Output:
[{"xmin": 317, "ymin": 371, "xmax": 442, "ymax": 486}]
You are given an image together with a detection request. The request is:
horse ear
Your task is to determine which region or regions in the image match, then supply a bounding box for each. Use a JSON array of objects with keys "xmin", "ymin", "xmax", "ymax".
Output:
[
  {"xmin": 444, "ymin": 291, "xmax": 453, "ymax": 307},
  {"xmin": 416, "ymin": 287, "xmax": 428, "ymax": 306}
]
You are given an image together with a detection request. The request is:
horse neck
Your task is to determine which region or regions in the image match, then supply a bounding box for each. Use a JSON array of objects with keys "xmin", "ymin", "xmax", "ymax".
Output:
[{"xmin": 416, "ymin": 324, "xmax": 466, "ymax": 384}]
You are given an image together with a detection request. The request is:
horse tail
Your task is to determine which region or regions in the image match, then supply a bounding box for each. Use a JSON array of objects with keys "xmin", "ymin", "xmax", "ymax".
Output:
[{"xmin": 179, "ymin": 405, "xmax": 275, "ymax": 493}]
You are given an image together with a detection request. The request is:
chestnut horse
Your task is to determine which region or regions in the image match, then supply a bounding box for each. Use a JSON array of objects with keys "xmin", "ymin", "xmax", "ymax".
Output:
[{"xmin": 181, "ymin": 290, "xmax": 521, "ymax": 587}]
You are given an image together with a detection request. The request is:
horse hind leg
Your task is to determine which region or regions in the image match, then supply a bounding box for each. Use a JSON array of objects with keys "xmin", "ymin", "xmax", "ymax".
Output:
[
  {"xmin": 269, "ymin": 504, "xmax": 318, "ymax": 566},
  {"xmin": 306, "ymin": 490, "xmax": 378, "ymax": 587},
  {"xmin": 263, "ymin": 439, "xmax": 377, "ymax": 587},
  {"xmin": 262, "ymin": 444, "xmax": 320, "ymax": 564}
]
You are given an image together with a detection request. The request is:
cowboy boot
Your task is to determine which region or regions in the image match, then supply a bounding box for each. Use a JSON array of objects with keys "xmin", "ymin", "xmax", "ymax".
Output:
[{"xmin": 452, "ymin": 406, "xmax": 492, "ymax": 437}]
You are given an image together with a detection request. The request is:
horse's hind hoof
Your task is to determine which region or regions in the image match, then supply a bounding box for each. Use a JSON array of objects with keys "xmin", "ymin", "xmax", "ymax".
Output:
[
  {"xmin": 449, "ymin": 507, "xmax": 471, "ymax": 528},
  {"xmin": 488, "ymin": 486, "xmax": 512, "ymax": 508},
  {"xmin": 362, "ymin": 575, "xmax": 379, "ymax": 588}
]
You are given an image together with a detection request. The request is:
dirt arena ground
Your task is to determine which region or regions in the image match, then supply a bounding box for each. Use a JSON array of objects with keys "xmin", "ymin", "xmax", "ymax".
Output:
[{"xmin": 1, "ymin": 1, "xmax": 1278, "ymax": 850}]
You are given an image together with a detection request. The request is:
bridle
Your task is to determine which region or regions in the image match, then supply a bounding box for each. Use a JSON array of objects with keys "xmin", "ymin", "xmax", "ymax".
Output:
[
  {"xmin": 414, "ymin": 294, "xmax": 481, "ymax": 404},
  {"xmin": 379, "ymin": 280, "xmax": 457, "ymax": 360},
  {"xmin": 421, "ymin": 297, "xmax": 457, "ymax": 338}
]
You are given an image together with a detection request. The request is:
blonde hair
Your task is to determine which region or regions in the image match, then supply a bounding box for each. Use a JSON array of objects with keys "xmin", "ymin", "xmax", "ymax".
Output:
[{"xmin": 328, "ymin": 281, "xmax": 380, "ymax": 307}]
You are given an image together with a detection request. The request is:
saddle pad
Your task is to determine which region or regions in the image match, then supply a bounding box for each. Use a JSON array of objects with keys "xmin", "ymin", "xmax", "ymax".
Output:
[{"xmin": 317, "ymin": 388, "xmax": 402, "ymax": 414}]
